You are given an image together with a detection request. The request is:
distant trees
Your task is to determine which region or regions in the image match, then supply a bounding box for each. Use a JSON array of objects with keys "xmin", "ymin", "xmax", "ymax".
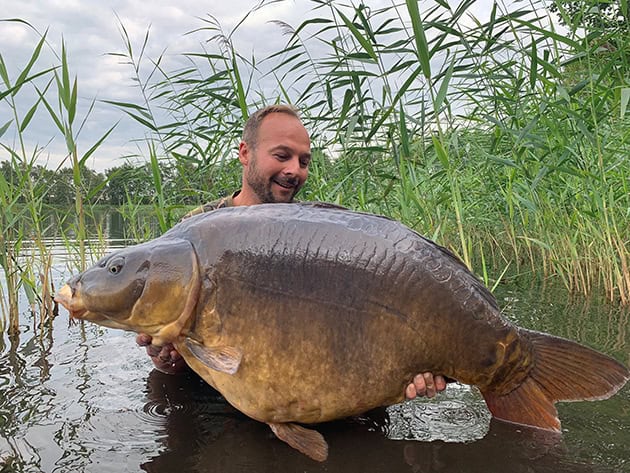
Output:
[
  {"xmin": 0, "ymin": 159, "xmax": 239, "ymax": 207},
  {"xmin": 550, "ymin": 1, "xmax": 628, "ymax": 32},
  {"xmin": 0, "ymin": 160, "xmax": 105, "ymax": 206},
  {"xmin": 0, "ymin": 160, "xmax": 142, "ymax": 206},
  {"xmin": 37, "ymin": 167, "xmax": 77, "ymax": 206},
  {"xmin": 105, "ymin": 163, "xmax": 156, "ymax": 206}
]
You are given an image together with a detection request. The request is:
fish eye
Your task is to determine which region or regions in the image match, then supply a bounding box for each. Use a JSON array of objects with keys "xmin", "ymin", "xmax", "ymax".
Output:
[{"xmin": 107, "ymin": 257, "xmax": 124, "ymax": 275}]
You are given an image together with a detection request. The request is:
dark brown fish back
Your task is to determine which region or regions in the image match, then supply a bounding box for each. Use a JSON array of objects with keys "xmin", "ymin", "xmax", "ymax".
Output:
[{"xmin": 180, "ymin": 203, "xmax": 504, "ymax": 344}]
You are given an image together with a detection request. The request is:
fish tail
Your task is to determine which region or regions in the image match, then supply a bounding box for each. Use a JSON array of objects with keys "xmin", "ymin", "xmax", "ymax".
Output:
[{"xmin": 480, "ymin": 328, "xmax": 629, "ymax": 432}]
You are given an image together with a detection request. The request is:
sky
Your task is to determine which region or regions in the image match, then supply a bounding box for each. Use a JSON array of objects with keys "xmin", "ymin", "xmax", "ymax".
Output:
[
  {"xmin": 1, "ymin": 0, "xmax": 321, "ymax": 171},
  {"xmin": 0, "ymin": 0, "xmax": 504, "ymax": 172}
]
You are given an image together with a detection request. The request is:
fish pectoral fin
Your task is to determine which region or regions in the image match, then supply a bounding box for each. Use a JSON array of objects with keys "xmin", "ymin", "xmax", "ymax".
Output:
[
  {"xmin": 183, "ymin": 337, "xmax": 242, "ymax": 375},
  {"xmin": 269, "ymin": 422, "xmax": 328, "ymax": 462}
]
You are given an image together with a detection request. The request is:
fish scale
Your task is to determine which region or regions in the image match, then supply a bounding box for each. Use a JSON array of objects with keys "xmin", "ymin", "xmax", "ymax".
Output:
[{"xmin": 55, "ymin": 202, "xmax": 629, "ymax": 462}]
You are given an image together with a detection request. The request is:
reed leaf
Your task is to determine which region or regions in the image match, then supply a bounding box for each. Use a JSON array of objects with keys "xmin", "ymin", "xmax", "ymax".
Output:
[
  {"xmin": 621, "ymin": 87, "xmax": 629, "ymax": 117},
  {"xmin": 0, "ymin": 119, "xmax": 12, "ymax": 139},
  {"xmin": 405, "ymin": 0, "xmax": 431, "ymax": 79},
  {"xmin": 335, "ymin": 8, "xmax": 377, "ymax": 63}
]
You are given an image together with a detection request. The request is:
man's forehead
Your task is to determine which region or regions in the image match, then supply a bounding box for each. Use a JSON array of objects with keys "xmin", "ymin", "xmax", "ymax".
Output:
[{"xmin": 257, "ymin": 116, "xmax": 310, "ymax": 148}]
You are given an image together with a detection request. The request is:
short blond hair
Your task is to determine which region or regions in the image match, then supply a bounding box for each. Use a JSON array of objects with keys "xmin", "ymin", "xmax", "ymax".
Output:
[{"xmin": 242, "ymin": 104, "xmax": 302, "ymax": 149}]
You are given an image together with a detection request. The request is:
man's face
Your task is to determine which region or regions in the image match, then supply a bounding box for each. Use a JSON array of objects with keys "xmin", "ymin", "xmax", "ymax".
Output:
[{"xmin": 242, "ymin": 113, "xmax": 311, "ymax": 204}]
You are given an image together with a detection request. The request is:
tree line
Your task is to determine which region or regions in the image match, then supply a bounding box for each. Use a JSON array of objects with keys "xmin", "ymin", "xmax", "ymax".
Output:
[{"xmin": 0, "ymin": 159, "xmax": 239, "ymax": 207}]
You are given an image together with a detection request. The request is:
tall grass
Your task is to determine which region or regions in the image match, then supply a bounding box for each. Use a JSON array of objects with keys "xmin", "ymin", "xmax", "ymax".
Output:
[
  {"xmin": 0, "ymin": 20, "xmax": 115, "ymax": 333},
  {"xmin": 114, "ymin": 0, "xmax": 626, "ymax": 302},
  {"xmin": 107, "ymin": 0, "xmax": 630, "ymax": 303},
  {"xmin": 1, "ymin": 1, "xmax": 629, "ymax": 333}
]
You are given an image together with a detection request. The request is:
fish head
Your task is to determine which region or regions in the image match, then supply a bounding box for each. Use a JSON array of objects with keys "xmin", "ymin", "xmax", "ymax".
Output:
[{"xmin": 55, "ymin": 238, "xmax": 200, "ymax": 342}]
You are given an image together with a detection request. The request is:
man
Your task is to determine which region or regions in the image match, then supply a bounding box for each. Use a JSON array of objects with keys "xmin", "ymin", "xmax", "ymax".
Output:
[{"xmin": 137, "ymin": 104, "xmax": 447, "ymax": 399}]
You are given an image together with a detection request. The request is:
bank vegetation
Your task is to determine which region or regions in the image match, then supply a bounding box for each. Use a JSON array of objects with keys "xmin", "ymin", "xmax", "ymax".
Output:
[{"xmin": 1, "ymin": 0, "xmax": 629, "ymax": 333}]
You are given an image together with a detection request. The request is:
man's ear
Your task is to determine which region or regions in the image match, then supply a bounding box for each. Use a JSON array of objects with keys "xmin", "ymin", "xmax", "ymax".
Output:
[{"xmin": 238, "ymin": 141, "xmax": 249, "ymax": 166}]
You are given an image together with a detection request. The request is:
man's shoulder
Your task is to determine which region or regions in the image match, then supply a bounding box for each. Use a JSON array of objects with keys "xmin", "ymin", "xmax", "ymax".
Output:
[{"xmin": 181, "ymin": 191, "xmax": 239, "ymax": 221}]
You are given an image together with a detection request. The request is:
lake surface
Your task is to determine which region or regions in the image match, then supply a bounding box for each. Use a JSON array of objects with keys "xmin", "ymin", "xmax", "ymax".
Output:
[{"xmin": 1, "ymin": 245, "xmax": 628, "ymax": 473}]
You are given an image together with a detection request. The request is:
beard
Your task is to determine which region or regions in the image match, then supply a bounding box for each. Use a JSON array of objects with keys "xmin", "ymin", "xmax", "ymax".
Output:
[{"xmin": 247, "ymin": 156, "xmax": 302, "ymax": 203}]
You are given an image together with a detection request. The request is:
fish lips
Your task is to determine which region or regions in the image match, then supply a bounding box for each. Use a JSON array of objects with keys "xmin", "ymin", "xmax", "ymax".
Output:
[
  {"xmin": 54, "ymin": 283, "xmax": 88, "ymax": 319},
  {"xmin": 54, "ymin": 283, "xmax": 109, "ymax": 324}
]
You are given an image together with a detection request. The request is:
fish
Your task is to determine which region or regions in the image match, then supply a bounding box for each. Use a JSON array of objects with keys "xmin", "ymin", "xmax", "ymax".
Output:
[{"xmin": 54, "ymin": 202, "xmax": 629, "ymax": 461}]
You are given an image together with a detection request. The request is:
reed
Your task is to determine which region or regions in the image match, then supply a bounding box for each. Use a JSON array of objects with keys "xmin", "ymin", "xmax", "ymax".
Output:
[
  {"xmin": 1, "ymin": 23, "xmax": 45, "ymax": 331},
  {"xmin": 0, "ymin": 20, "xmax": 115, "ymax": 332},
  {"xmin": 1, "ymin": 1, "xmax": 629, "ymax": 333}
]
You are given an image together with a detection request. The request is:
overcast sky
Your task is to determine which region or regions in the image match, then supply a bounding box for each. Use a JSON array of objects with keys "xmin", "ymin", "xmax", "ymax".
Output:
[
  {"xmin": 1, "ymin": 0, "xmax": 504, "ymax": 172},
  {"xmin": 0, "ymin": 0, "xmax": 323, "ymax": 171}
]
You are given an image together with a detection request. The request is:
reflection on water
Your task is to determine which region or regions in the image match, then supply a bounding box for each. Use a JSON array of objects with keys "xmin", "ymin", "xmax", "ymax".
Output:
[
  {"xmin": 385, "ymin": 384, "xmax": 491, "ymax": 443},
  {"xmin": 0, "ymin": 265, "xmax": 629, "ymax": 472}
]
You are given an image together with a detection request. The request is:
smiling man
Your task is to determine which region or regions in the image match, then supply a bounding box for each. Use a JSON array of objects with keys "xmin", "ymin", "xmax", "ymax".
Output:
[
  {"xmin": 235, "ymin": 105, "xmax": 310, "ymax": 205},
  {"xmin": 137, "ymin": 104, "xmax": 447, "ymax": 399}
]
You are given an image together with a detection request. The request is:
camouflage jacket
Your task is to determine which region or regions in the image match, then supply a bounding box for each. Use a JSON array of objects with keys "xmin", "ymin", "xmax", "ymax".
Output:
[{"xmin": 182, "ymin": 190, "xmax": 241, "ymax": 220}]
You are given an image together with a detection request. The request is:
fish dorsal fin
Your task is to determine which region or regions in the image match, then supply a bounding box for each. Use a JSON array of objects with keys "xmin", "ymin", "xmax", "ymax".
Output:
[
  {"xmin": 184, "ymin": 337, "xmax": 242, "ymax": 375},
  {"xmin": 269, "ymin": 422, "xmax": 328, "ymax": 462}
]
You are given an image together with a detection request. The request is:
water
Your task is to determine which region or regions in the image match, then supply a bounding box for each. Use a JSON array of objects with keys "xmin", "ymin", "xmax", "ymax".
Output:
[{"xmin": 1, "ymin": 246, "xmax": 629, "ymax": 472}]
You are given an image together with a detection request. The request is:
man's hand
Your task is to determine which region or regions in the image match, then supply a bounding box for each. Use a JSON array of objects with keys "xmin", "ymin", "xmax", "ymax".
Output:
[
  {"xmin": 136, "ymin": 333, "xmax": 188, "ymax": 375},
  {"xmin": 405, "ymin": 373, "xmax": 447, "ymax": 399}
]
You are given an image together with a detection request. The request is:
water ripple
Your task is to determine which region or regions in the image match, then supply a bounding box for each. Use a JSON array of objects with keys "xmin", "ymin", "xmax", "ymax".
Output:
[
  {"xmin": 386, "ymin": 383, "xmax": 491, "ymax": 443},
  {"xmin": 2, "ymin": 276, "xmax": 629, "ymax": 472}
]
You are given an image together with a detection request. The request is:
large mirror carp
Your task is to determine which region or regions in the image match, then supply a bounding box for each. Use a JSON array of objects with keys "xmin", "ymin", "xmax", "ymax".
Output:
[{"xmin": 55, "ymin": 203, "xmax": 629, "ymax": 461}]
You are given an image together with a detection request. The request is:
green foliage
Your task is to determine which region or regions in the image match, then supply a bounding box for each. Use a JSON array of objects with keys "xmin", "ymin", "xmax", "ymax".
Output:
[
  {"xmin": 1, "ymin": 0, "xmax": 630, "ymax": 333},
  {"xmin": 104, "ymin": 163, "xmax": 154, "ymax": 206},
  {"xmin": 550, "ymin": 1, "xmax": 629, "ymax": 32}
]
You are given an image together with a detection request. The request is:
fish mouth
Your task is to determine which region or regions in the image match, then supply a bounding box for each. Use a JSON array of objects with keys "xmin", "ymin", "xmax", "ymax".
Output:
[
  {"xmin": 54, "ymin": 283, "xmax": 88, "ymax": 319},
  {"xmin": 54, "ymin": 283, "xmax": 150, "ymax": 331}
]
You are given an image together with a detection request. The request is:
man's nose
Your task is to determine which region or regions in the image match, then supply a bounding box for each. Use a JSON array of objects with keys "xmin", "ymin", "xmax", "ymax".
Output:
[{"xmin": 282, "ymin": 156, "xmax": 300, "ymax": 176}]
